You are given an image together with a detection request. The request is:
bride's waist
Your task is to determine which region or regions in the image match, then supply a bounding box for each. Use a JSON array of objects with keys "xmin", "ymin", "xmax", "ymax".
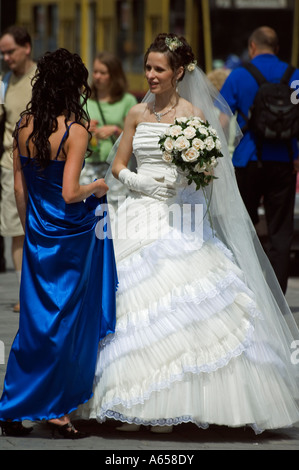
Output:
[{"xmin": 137, "ymin": 164, "xmax": 186, "ymax": 185}]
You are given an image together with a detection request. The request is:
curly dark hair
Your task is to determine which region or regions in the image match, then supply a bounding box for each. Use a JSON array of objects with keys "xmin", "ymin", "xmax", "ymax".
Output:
[
  {"xmin": 144, "ymin": 33, "xmax": 195, "ymax": 83},
  {"xmin": 14, "ymin": 48, "xmax": 91, "ymax": 168}
]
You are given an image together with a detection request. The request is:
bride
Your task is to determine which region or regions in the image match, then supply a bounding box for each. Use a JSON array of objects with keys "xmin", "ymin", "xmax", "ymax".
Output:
[{"xmin": 78, "ymin": 33, "xmax": 299, "ymax": 434}]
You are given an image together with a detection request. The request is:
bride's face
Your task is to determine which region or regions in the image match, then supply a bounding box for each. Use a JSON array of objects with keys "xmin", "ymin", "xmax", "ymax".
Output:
[{"xmin": 145, "ymin": 52, "xmax": 175, "ymax": 94}]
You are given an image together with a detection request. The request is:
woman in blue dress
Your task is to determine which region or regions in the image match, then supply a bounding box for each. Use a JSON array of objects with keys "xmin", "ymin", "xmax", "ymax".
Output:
[{"xmin": 0, "ymin": 49, "xmax": 117, "ymax": 438}]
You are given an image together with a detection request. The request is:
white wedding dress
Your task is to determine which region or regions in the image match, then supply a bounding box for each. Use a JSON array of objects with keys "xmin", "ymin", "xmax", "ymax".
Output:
[{"xmin": 78, "ymin": 121, "xmax": 299, "ymax": 433}]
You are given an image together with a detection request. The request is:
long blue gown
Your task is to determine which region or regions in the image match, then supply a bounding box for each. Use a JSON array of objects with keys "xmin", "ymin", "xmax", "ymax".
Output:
[{"xmin": 0, "ymin": 128, "xmax": 118, "ymax": 422}]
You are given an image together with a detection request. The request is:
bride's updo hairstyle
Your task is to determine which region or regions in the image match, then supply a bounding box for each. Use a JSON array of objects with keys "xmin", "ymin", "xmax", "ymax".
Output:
[{"xmin": 144, "ymin": 33, "xmax": 196, "ymax": 83}]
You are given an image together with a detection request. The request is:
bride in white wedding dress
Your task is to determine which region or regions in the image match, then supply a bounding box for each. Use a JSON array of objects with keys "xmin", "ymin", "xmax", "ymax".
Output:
[{"xmin": 78, "ymin": 33, "xmax": 299, "ymax": 434}]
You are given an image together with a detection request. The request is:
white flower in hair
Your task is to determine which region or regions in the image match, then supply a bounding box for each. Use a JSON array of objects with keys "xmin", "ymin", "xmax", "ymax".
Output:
[
  {"xmin": 165, "ymin": 36, "xmax": 183, "ymax": 52},
  {"xmin": 186, "ymin": 60, "xmax": 197, "ymax": 72}
]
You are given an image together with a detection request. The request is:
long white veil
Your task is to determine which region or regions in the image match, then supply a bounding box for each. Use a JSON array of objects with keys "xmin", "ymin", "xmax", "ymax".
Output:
[{"xmin": 105, "ymin": 65, "xmax": 299, "ymax": 388}]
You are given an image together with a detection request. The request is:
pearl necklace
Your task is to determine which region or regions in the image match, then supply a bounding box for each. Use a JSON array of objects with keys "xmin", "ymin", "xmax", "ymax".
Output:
[{"xmin": 153, "ymin": 101, "xmax": 176, "ymax": 122}]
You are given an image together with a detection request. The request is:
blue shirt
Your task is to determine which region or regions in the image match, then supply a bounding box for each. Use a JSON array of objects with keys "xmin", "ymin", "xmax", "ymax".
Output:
[{"xmin": 220, "ymin": 54, "xmax": 299, "ymax": 167}]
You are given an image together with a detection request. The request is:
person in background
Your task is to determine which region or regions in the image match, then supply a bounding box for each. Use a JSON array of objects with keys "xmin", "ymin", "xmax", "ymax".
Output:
[
  {"xmin": 0, "ymin": 48, "xmax": 117, "ymax": 438},
  {"xmin": 207, "ymin": 67, "xmax": 236, "ymax": 156},
  {"xmin": 0, "ymin": 25, "xmax": 36, "ymax": 311},
  {"xmin": 81, "ymin": 51, "xmax": 137, "ymax": 208},
  {"xmin": 207, "ymin": 67, "xmax": 230, "ymax": 92},
  {"xmin": 220, "ymin": 26, "xmax": 299, "ymax": 294}
]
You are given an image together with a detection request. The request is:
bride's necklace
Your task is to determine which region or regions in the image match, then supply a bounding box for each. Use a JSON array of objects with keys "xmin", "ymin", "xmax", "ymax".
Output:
[{"xmin": 153, "ymin": 101, "xmax": 176, "ymax": 122}]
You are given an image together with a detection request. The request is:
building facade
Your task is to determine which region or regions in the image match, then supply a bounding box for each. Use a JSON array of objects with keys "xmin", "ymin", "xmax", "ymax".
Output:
[{"xmin": 14, "ymin": 0, "xmax": 299, "ymax": 97}]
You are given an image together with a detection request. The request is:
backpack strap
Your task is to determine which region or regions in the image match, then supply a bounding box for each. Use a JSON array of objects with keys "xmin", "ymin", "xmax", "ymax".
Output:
[
  {"xmin": 239, "ymin": 63, "xmax": 296, "ymax": 167},
  {"xmin": 237, "ymin": 63, "xmax": 268, "ymax": 134},
  {"xmin": 242, "ymin": 62, "xmax": 268, "ymax": 86},
  {"xmin": 240, "ymin": 64, "xmax": 267, "ymax": 167},
  {"xmin": 280, "ymin": 64, "xmax": 295, "ymax": 85}
]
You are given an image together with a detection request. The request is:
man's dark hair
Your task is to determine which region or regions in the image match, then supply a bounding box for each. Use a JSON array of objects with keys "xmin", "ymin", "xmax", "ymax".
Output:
[
  {"xmin": 1, "ymin": 25, "xmax": 32, "ymax": 48},
  {"xmin": 248, "ymin": 26, "xmax": 279, "ymax": 54}
]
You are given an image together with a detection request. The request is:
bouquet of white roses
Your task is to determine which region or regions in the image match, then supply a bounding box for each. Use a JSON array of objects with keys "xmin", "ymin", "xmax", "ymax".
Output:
[{"xmin": 158, "ymin": 117, "xmax": 223, "ymax": 190}]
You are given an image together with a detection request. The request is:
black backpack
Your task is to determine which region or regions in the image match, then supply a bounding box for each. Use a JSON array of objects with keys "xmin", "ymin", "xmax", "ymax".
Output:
[{"xmin": 239, "ymin": 62, "xmax": 299, "ymax": 166}]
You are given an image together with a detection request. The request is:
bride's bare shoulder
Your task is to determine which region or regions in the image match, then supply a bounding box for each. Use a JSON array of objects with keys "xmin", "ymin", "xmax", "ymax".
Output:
[
  {"xmin": 178, "ymin": 98, "xmax": 205, "ymax": 120},
  {"xmin": 126, "ymin": 102, "xmax": 151, "ymax": 124}
]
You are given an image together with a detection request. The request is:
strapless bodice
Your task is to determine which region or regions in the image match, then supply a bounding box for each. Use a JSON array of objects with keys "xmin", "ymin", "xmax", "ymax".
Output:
[{"xmin": 133, "ymin": 122, "xmax": 179, "ymax": 184}]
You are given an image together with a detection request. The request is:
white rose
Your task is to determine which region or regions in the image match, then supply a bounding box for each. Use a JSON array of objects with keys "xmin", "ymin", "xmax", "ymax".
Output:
[
  {"xmin": 169, "ymin": 125, "xmax": 183, "ymax": 137},
  {"xmin": 206, "ymin": 157, "xmax": 218, "ymax": 171},
  {"xmin": 209, "ymin": 156, "xmax": 217, "ymax": 167},
  {"xmin": 209, "ymin": 127, "xmax": 218, "ymax": 136},
  {"xmin": 186, "ymin": 62, "xmax": 196, "ymax": 72},
  {"xmin": 189, "ymin": 118, "xmax": 203, "ymax": 128},
  {"xmin": 164, "ymin": 137, "xmax": 175, "ymax": 152},
  {"xmin": 190, "ymin": 116, "xmax": 204, "ymax": 125},
  {"xmin": 215, "ymin": 138, "xmax": 222, "ymax": 150},
  {"xmin": 183, "ymin": 126, "xmax": 197, "ymax": 140},
  {"xmin": 192, "ymin": 138, "xmax": 205, "ymax": 151},
  {"xmin": 174, "ymin": 135, "xmax": 190, "ymax": 151},
  {"xmin": 162, "ymin": 151, "xmax": 173, "ymax": 163},
  {"xmin": 181, "ymin": 147, "xmax": 199, "ymax": 162},
  {"xmin": 176, "ymin": 117, "xmax": 188, "ymax": 124},
  {"xmin": 194, "ymin": 162, "xmax": 207, "ymax": 173},
  {"xmin": 205, "ymin": 136, "xmax": 215, "ymax": 151},
  {"xmin": 198, "ymin": 125, "xmax": 209, "ymax": 136}
]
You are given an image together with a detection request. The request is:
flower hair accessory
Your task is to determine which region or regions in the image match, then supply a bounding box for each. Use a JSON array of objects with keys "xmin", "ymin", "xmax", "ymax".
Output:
[
  {"xmin": 186, "ymin": 60, "xmax": 197, "ymax": 72},
  {"xmin": 165, "ymin": 36, "xmax": 183, "ymax": 52}
]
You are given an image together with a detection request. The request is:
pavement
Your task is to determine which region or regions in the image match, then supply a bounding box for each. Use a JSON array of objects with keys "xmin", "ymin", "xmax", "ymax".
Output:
[{"xmin": 0, "ymin": 238, "xmax": 299, "ymax": 454}]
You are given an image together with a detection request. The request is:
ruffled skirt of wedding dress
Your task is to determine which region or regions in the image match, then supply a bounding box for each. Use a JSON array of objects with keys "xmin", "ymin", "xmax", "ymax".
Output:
[{"xmin": 78, "ymin": 191, "xmax": 299, "ymax": 434}]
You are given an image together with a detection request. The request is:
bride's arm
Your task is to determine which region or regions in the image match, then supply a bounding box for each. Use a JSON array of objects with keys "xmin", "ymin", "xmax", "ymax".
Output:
[
  {"xmin": 112, "ymin": 105, "xmax": 140, "ymax": 179},
  {"xmin": 111, "ymin": 104, "xmax": 176, "ymax": 201}
]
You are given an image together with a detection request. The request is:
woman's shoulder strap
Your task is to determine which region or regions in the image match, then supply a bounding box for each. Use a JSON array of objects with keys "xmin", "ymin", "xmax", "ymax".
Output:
[{"xmin": 55, "ymin": 121, "xmax": 76, "ymax": 159}]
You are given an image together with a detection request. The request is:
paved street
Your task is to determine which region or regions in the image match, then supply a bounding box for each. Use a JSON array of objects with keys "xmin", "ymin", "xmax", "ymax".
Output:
[{"xmin": 0, "ymin": 238, "xmax": 299, "ymax": 452}]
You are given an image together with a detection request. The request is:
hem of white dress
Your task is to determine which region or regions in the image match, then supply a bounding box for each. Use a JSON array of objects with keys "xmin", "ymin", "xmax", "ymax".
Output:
[{"xmin": 93, "ymin": 410, "xmax": 274, "ymax": 435}]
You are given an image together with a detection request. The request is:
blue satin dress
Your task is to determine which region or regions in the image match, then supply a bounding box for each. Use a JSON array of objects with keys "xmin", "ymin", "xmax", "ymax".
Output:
[{"xmin": 0, "ymin": 126, "xmax": 118, "ymax": 422}]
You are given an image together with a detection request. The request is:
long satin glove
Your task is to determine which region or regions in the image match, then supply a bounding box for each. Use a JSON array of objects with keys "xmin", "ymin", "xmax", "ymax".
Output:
[{"xmin": 118, "ymin": 168, "xmax": 176, "ymax": 201}]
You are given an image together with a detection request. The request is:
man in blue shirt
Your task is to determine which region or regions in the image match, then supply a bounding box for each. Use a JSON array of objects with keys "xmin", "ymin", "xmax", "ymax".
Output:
[{"xmin": 221, "ymin": 26, "xmax": 299, "ymax": 294}]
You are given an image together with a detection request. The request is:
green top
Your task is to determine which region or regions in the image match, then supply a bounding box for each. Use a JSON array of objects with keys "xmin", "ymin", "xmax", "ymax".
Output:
[{"xmin": 85, "ymin": 92, "xmax": 137, "ymax": 163}]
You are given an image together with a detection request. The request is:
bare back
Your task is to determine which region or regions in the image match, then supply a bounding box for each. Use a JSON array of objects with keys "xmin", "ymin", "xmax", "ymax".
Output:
[{"xmin": 17, "ymin": 115, "xmax": 77, "ymax": 161}]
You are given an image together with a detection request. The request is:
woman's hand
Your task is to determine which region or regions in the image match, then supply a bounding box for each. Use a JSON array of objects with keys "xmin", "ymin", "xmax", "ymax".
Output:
[
  {"xmin": 89, "ymin": 119, "xmax": 99, "ymax": 133},
  {"xmin": 95, "ymin": 125, "xmax": 119, "ymax": 140},
  {"xmin": 93, "ymin": 178, "xmax": 109, "ymax": 199}
]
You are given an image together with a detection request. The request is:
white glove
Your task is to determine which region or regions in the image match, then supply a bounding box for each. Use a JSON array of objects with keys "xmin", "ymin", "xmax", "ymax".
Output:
[{"xmin": 118, "ymin": 168, "xmax": 176, "ymax": 201}]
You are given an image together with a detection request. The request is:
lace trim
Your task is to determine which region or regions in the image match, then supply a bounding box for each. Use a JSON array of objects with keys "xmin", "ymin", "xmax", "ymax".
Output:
[
  {"xmin": 95, "ymin": 411, "xmax": 265, "ymax": 435},
  {"xmin": 96, "ymin": 318, "xmax": 255, "ymax": 385}
]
